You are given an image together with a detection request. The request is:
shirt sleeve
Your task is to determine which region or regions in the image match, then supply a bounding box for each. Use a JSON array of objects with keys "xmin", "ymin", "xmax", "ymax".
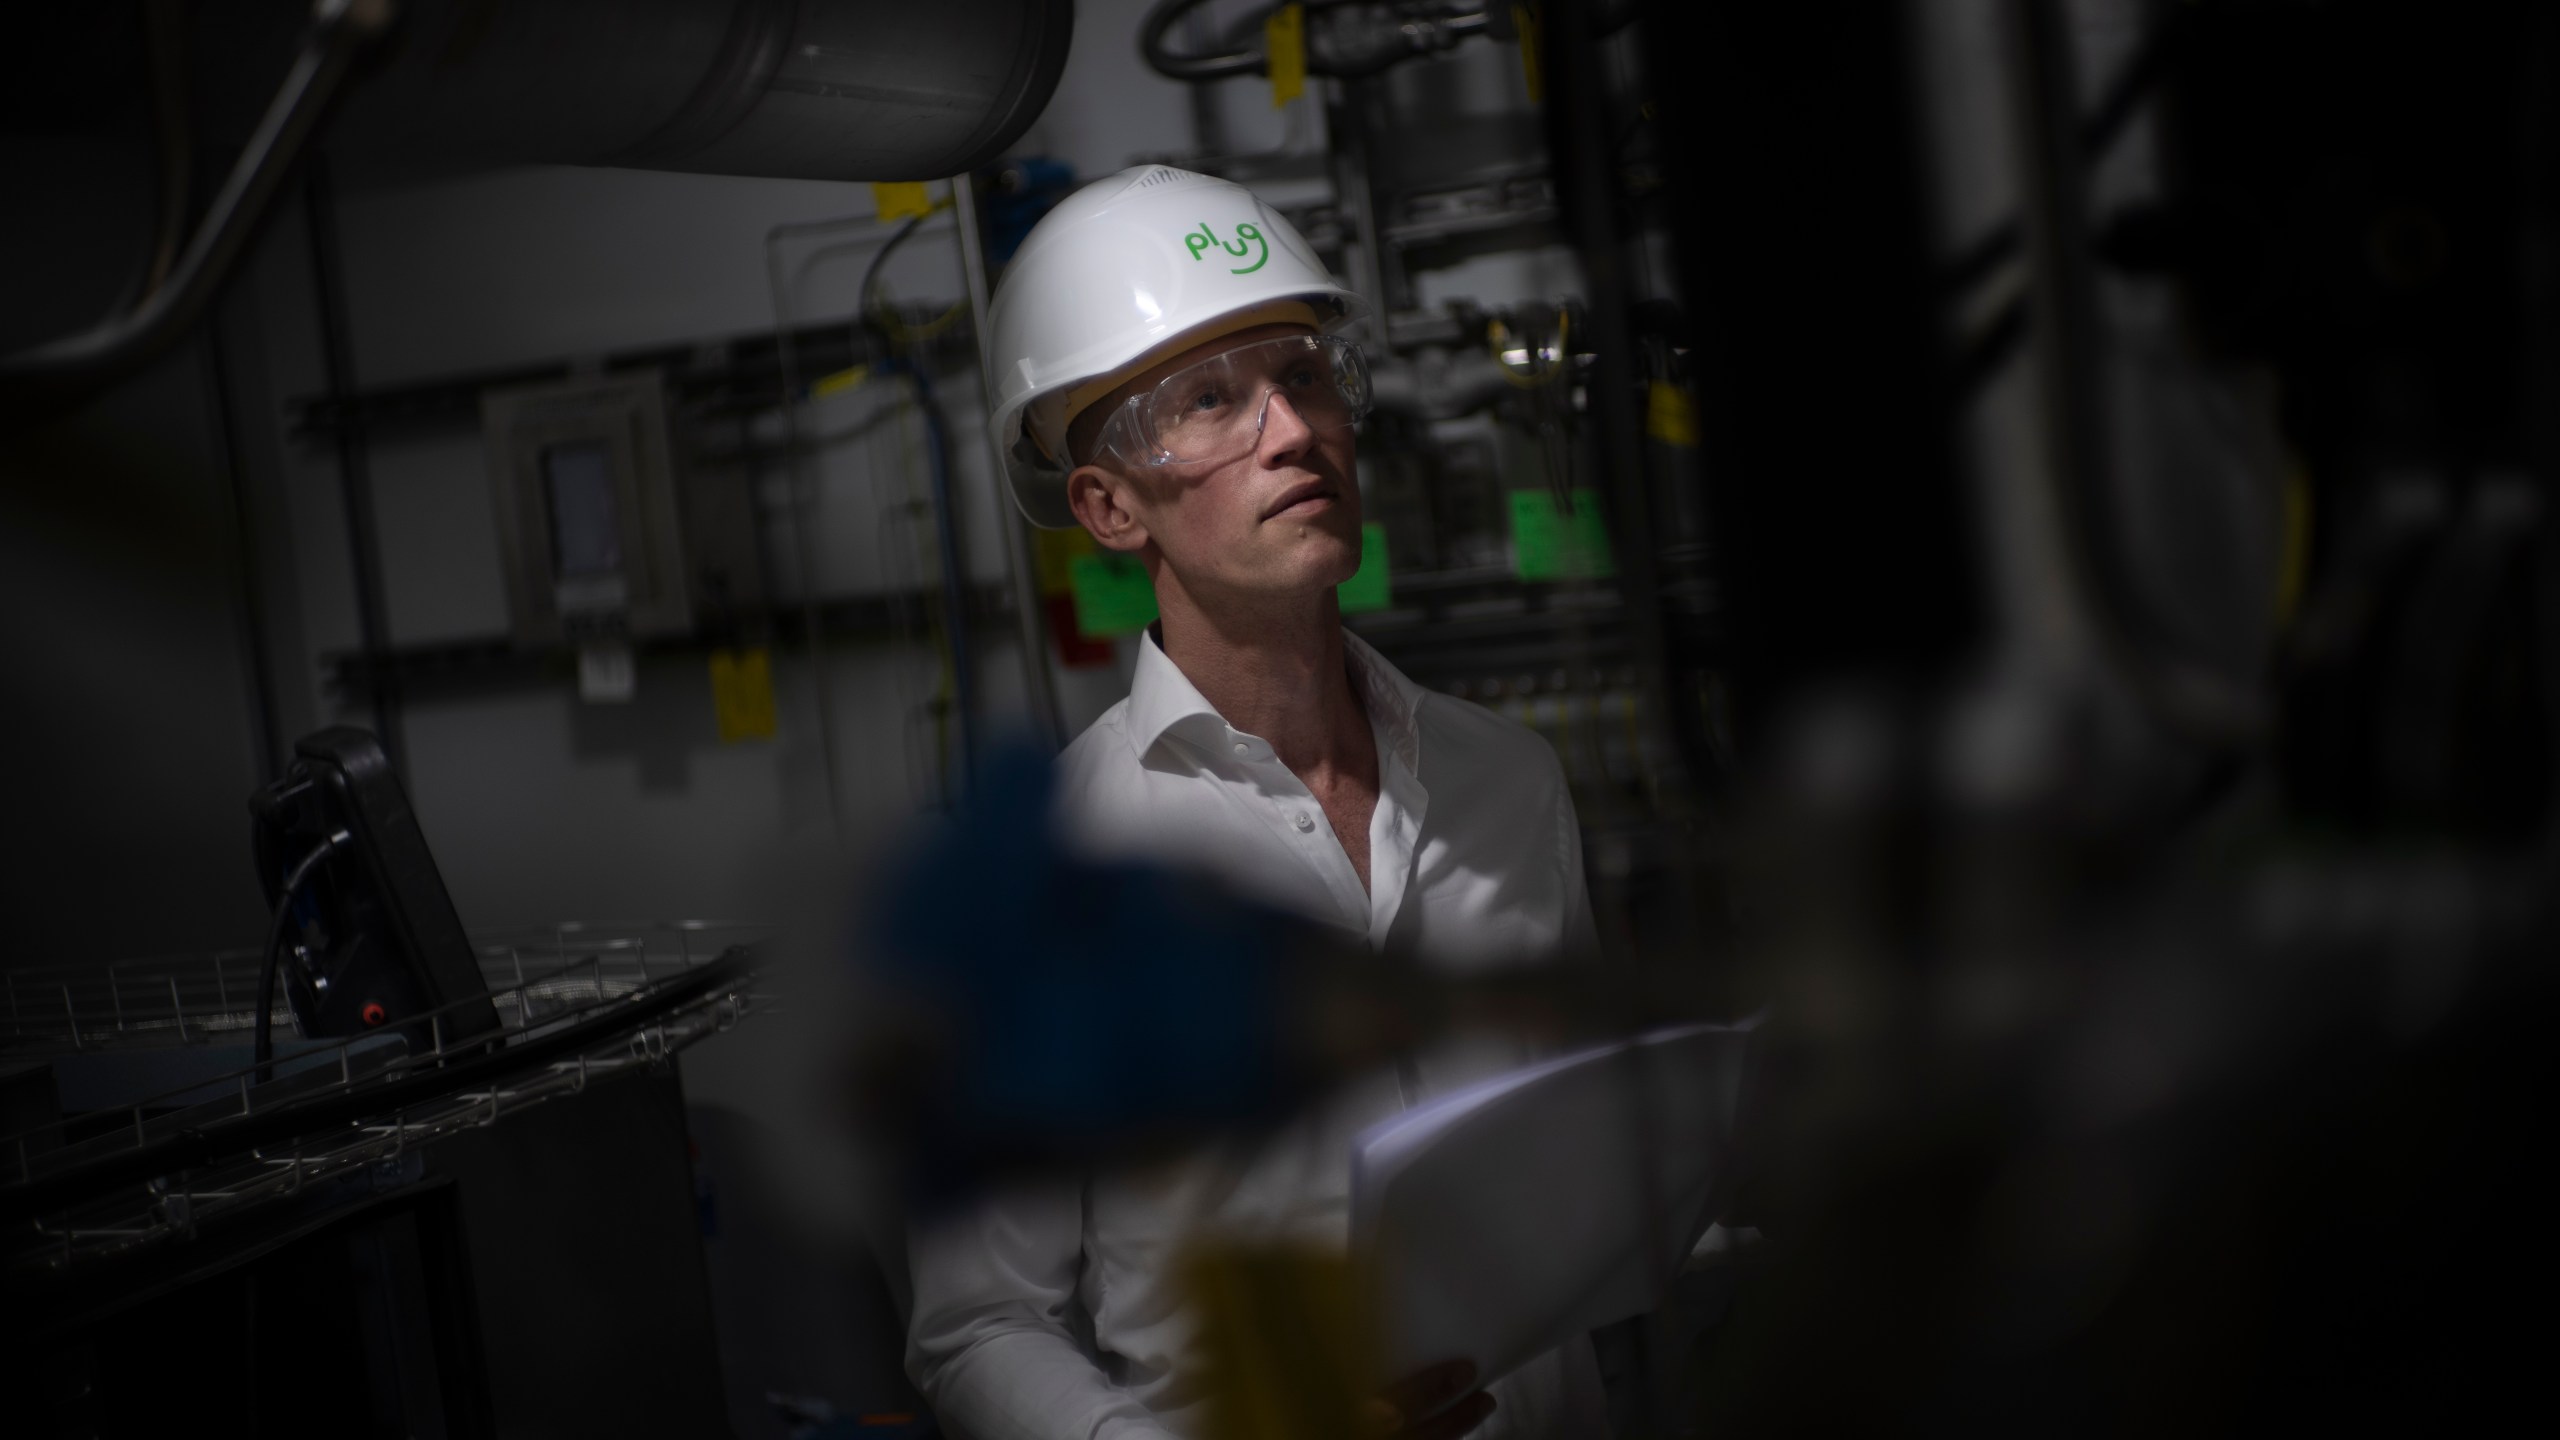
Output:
[{"xmin": 906, "ymin": 1179, "xmax": 1179, "ymax": 1440}]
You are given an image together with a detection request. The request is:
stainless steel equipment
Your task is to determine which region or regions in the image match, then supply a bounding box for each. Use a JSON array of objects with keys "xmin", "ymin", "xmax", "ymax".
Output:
[{"xmin": 192, "ymin": 0, "xmax": 1075, "ymax": 183}]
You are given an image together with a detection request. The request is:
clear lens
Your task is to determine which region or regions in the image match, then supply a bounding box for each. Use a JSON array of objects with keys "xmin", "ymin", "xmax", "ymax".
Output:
[{"xmin": 1121, "ymin": 334, "xmax": 1370, "ymax": 465}]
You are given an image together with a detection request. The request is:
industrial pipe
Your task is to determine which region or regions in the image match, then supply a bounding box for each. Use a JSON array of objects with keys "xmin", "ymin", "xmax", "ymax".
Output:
[{"xmin": 191, "ymin": 0, "xmax": 1074, "ymax": 183}]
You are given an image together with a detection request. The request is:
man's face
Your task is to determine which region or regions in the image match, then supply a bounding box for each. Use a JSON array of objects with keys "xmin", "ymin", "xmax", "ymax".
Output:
[{"xmin": 1065, "ymin": 322, "xmax": 1363, "ymax": 604}]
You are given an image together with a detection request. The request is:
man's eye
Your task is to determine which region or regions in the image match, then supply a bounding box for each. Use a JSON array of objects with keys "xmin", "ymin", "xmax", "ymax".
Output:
[
  {"xmin": 1283, "ymin": 366, "xmax": 1319, "ymax": 389},
  {"xmin": 1184, "ymin": 387, "xmax": 1225, "ymax": 413}
]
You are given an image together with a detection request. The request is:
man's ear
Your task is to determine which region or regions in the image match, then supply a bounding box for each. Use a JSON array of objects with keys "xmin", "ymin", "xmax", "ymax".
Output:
[{"xmin": 1067, "ymin": 464, "xmax": 1151, "ymax": 553}]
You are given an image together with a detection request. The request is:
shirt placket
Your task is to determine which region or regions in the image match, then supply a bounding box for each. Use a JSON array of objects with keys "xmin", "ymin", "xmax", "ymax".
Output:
[{"xmin": 1205, "ymin": 727, "xmax": 1372, "ymax": 937}]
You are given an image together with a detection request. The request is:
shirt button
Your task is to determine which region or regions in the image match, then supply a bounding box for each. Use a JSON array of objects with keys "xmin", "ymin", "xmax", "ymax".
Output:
[
  {"xmin": 1233, "ymin": 742, "xmax": 1249, "ymax": 756},
  {"xmin": 1293, "ymin": 812, "xmax": 1316, "ymax": 832}
]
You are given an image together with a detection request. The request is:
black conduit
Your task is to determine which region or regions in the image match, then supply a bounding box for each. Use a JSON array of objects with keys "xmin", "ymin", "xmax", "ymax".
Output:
[{"xmin": 304, "ymin": 161, "xmax": 406, "ymax": 774}]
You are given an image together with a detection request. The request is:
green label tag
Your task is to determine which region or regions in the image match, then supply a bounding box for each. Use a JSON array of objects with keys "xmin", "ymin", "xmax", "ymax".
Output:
[
  {"xmin": 1337, "ymin": 522, "xmax": 1391, "ymax": 613},
  {"xmin": 1070, "ymin": 552, "xmax": 1160, "ymax": 638},
  {"xmin": 1509, "ymin": 488, "xmax": 1616, "ymax": 580}
]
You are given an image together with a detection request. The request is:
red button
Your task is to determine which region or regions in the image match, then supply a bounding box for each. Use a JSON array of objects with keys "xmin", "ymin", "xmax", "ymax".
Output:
[{"xmin": 361, "ymin": 1002, "xmax": 387, "ymax": 1026}]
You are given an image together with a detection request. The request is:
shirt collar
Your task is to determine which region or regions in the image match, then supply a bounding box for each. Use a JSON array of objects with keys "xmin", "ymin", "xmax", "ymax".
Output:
[{"xmin": 1124, "ymin": 624, "xmax": 1428, "ymax": 775}]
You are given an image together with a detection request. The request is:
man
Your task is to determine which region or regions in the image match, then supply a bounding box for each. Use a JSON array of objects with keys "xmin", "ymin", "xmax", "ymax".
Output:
[{"xmin": 907, "ymin": 166, "xmax": 1607, "ymax": 1439}]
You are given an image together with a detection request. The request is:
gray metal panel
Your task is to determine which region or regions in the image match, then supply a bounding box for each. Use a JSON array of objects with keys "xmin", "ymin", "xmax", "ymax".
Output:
[{"xmin": 427, "ymin": 1065, "xmax": 727, "ymax": 1438}]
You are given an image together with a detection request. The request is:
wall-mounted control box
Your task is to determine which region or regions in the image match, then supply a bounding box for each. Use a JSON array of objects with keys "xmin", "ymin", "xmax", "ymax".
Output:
[{"xmin": 482, "ymin": 373, "xmax": 694, "ymax": 647}]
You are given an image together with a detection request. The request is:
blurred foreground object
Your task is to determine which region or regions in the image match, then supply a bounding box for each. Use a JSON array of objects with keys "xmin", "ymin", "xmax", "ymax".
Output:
[
  {"xmin": 1183, "ymin": 1245, "xmax": 1377, "ymax": 1440},
  {"xmin": 849, "ymin": 741, "xmax": 1734, "ymax": 1201},
  {"xmin": 1354, "ymin": 1021, "xmax": 1756, "ymax": 1389},
  {"xmin": 854, "ymin": 741, "xmax": 1323, "ymax": 1200},
  {"xmin": 1595, "ymin": 0, "xmax": 2560, "ymax": 1429}
]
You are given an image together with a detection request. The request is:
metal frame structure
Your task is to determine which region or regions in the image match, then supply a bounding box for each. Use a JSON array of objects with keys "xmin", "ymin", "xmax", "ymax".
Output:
[{"xmin": 1, "ymin": 921, "xmax": 768, "ymax": 1272}]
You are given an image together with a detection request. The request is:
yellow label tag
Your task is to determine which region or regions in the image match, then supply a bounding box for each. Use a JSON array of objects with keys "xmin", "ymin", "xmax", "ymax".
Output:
[
  {"xmin": 1646, "ymin": 380, "xmax": 1700, "ymax": 448},
  {"xmin": 709, "ymin": 647, "xmax": 777, "ymax": 742},
  {"xmin": 2275, "ymin": 461, "xmax": 2311, "ymax": 625},
  {"xmin": 1182, "ymin": 1243, "xmax": 1374, "ymax": 1440},
  {"xmin": 1031, "ymin": 526, "xmax": 1096, "ymax": 597},
  {"xmin": 1514, "ymin": 4, "xmax": 1543, "ymax": 103},
  {"xmin": 811, "ymin": 364, "xmax": 870, "ymax": 399},
  {"xmin": 870, "ymin": 181, "xmax": 933, "ymax": 222},
  {"xmin": 1267, "ymin": 3, "xmax": 1307, "ymax": 109}
]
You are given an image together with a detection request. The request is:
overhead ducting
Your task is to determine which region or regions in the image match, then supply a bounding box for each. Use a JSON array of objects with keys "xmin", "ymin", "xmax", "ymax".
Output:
[
  {"xmin": 4, "ymin": 0, "xmax": 1072, "ymax": 413},
  {"xmin": 195, "ymin": 0, "xmax": 1075, "ymax": 183}
]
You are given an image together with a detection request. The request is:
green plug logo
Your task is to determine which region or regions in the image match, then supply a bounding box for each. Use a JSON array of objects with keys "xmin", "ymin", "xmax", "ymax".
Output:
[{"xmin": 1184, "ymin": 220, "xmax": 1270, "ymax": 275}]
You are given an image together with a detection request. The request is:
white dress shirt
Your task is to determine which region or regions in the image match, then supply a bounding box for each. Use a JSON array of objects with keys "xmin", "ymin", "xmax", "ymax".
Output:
[{"xmin": 907, "ymin": 628, "xmax": 1609, "ymax": 1440}]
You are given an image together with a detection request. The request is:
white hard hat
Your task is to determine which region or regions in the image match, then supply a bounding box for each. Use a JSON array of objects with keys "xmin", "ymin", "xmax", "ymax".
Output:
[{"xmin": 984, "ymin": 165, "xmax": 1368, "ymax": 528}]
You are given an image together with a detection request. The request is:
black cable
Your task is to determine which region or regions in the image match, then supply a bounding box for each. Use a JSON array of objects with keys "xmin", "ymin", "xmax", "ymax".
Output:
[
  {"xmin": 895, "ymin": 354, "xmax": 979, "ymax": 799},
  {"xmin": 307, "ymin": 160, "xmax": 405, "ymax": 774},
  {"xmin": 858, "ymin": 213, "xmax": 930, "ymax": 331},
  {"xmin": 254, "ymin": 829, "xmax": 351, "ymax": 1083},
  {"xmin": 851, "ymin": 208, "xmax": 979, "ymax": 800},
  {"xmin": 0, "ymin": 0, "xmax": 391, "ymax": 417}
]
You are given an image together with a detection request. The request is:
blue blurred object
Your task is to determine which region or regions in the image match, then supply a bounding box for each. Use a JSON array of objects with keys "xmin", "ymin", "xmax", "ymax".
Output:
[
  {"xmin": 861, "ymin": 737, "xmax": 1309, "ymax": 1201},
  {"xmin": 771, "ymin": 1390, "xmax": 938, "ymax": 1439},
  {"xmin": 979, "ymin": 156, "xmax": 1077, "ymax": 265}
]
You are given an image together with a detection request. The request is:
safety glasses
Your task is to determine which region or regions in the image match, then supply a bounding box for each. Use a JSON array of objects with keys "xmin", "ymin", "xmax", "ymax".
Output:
[{"xmin": 1092, "ymin": 333, "xmax": 1371, "ymax": 469}]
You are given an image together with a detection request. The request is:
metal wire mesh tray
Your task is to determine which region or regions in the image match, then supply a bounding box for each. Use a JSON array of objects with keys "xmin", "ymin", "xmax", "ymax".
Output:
[{"xmin": 0, "ymin": 921, "xmax": 772, "ymax": 1272}]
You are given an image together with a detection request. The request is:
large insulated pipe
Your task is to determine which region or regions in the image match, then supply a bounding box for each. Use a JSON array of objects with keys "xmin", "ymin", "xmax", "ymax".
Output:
[
  {"xmin": 193, "ymin": 0, "xmax": 1074, "ymax": 182},
  {"xmin": 4, "ymin": 0, "xmax": 1071, "ymax": 415}
]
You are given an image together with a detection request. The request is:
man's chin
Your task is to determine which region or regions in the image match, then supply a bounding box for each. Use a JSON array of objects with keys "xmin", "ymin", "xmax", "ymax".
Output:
[{"xmin": 1254, "ymin": 531, "xmax": 1365, "ymax": 599}]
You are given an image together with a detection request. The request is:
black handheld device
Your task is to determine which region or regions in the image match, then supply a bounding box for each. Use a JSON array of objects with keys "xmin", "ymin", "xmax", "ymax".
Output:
[{"xmin": 248, "ymin": 728, "xmax": 500, "ymax": 1054}]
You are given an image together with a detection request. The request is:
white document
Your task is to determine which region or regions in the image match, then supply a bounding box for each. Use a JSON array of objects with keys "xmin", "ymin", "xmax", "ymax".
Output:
[{"xmin": 1349, "ymin": 1019, "xmax": 1758, "ymax": 1387}]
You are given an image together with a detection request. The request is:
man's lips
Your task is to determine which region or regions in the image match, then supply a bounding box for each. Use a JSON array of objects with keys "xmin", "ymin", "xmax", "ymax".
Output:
[{"xmin": 1261, "ymin": 479, "xmax": 1340, "ymax": 521}]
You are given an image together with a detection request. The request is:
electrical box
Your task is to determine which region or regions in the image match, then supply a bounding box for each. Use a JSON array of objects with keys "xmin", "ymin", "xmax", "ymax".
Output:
[
  {"xmin": 248, "ymin": 727, "xmax": 500, "ymax": 1050},
  {"xmin": 482, "ymin": 373, "xmax": 693, "ymax": 648}
]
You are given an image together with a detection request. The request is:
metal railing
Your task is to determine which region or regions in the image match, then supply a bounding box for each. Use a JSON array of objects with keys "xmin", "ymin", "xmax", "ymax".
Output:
[
  {"xmin": 1, "ymin": 920, "xmax": 771, "ymax": 1272},
  {"xmin": 1, "ymin": 920, "xmax": 767, "ymax": 1054}
]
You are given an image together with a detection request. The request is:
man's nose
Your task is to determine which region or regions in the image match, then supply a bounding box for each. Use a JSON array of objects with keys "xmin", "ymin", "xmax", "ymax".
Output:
[{"xmin": 1255, "ymin": 388, "xmax": 1317, "ymax": 459}]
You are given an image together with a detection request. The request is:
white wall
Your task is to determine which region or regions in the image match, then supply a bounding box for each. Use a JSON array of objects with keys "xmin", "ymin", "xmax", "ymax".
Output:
[
  {"xmin": 234, "ymin": 174, "xmax": 1050, "ymax": 931},
  {"xmin": 221, "ymin": 5, "xmax": 1256, "ymax": 938}
]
